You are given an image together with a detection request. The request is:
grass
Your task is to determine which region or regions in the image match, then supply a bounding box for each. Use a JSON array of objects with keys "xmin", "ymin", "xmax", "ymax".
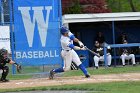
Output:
[
  {"xmin": 0, "ymin": 81, "xmax": 140, "ymax": 93},
  {"xmin": 106, "ymin": 0, "xmax": 140, "ymax": 12},
  {"xmin": 63, "ymin": 65, "xmax": 140, "ymax": 77},
  {"xmin": 0, "ymin": 65, "xmax": 139, "ymax": 92},
  {"xmin": 7, "ymin": 74, "xmax": 32, "ymax": 80},
  {"xmin": 6, "ymin": 65, "xmax": 140, "ymax": 80}
]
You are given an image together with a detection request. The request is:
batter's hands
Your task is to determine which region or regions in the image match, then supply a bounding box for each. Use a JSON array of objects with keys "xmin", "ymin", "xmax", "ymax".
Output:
[
  {"xmin": 78, "ymin": 41, "xmax": 84, "ymax": 48},
  {"xmin": 80, "ymin": 47, "xmax": 86, "ymax": 50}
]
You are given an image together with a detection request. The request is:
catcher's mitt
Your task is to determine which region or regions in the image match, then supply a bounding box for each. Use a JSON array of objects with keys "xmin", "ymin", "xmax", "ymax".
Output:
[{"xmin": 16, "ymin": 65, "xmax": 22, "ymax": 73}]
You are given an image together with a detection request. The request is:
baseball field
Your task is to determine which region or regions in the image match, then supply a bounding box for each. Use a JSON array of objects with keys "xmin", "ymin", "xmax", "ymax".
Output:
[{"xmin": 0, "ymin": 65, "xmax": 140, "ymax": 93}]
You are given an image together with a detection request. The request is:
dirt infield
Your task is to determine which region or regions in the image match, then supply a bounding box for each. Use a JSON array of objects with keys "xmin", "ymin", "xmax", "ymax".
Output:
[{"xmin": 0, "ymin": 73, "xmax": 140, "ymax": 89}]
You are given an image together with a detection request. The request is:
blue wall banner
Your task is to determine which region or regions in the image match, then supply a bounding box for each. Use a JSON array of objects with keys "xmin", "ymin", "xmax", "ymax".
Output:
[{"xmin": 13, "ymin": 0, "xmax": 62, "ymax": 66}]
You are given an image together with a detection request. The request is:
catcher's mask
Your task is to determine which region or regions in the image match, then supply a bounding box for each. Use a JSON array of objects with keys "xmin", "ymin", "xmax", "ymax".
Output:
[{"xmin": 0, "ymin": 49, "xmax": 8, "ymax": 56}]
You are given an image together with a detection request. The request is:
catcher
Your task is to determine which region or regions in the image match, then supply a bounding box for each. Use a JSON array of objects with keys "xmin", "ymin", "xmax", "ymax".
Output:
[{"xmin": 0, "ymin": 49, "xmax": 21, "ymax": 82}]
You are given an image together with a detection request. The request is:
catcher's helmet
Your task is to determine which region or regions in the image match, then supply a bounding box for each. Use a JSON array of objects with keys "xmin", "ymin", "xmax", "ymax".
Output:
[
  {"xmin": 0, "ymin": 48, "xmax": 8, "ymax": 55},
  {"xmin": 60, "ymin": 26, "xmax": 69, "ymax": 34}
]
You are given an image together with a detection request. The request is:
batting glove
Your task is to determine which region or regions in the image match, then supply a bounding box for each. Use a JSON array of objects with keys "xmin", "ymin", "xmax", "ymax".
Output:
[
  {"xmin": 78, "ymin": 41, "xmax": 84, "ymax": 48},
  {"xmin": 80, "ymin": 47, "xmax": 86, "ymax": 50}
]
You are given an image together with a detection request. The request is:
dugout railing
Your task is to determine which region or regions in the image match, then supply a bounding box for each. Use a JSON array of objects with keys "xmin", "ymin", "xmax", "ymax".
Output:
[{"xmin": 104, "ymin": 43, "xmax": 140, "ymax": 67}]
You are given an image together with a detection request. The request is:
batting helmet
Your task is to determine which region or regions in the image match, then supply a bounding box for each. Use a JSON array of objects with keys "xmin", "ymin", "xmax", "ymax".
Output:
[
  {"xmin": 60, "ymin": 26, "xmax": 69, "ymax": 34},
  {"xmin": 0, "ymin": 48, "xmax": 8, "ymax": 55}
]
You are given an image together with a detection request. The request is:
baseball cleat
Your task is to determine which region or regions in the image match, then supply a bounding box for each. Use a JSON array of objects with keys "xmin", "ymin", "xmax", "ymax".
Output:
[
  {"xmin": 95, "ymin": 66, "xmax": 99, "ymax": 69},
  {"xmin": 49, "ymin": 70, "xmax": 55, "ymax": 80},
  {"xmin": 85, "ymin": 74, "xmax": 90, "ymax": 78},
  {"xmin": 0, "ymin": 78, "xmax": 9, "ymax": 82}
]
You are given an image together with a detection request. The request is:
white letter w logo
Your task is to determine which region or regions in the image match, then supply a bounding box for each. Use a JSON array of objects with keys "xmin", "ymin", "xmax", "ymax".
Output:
[{"xmin": 18, "ymin": 6, "xmax": 52, "ymax": 47}]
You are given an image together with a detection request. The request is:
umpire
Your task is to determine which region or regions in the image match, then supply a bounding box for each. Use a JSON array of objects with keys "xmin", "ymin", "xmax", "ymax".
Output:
[{"xmin": 0, "ymin": 49, "xmax": 20, "ymax": 82}]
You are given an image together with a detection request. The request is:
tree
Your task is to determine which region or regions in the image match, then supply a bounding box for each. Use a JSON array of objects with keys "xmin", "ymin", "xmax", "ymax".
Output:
[
  {"xmin": 128, "ymin": 0, "xmax": 137, "ymax": 12},
  {"xmin": 61, "ymin": 0, "xmax": 73, "ymax": 14},
  {"xmin": 62, "ymin": 0, "xmax": 111, "ymax": 14},
  {"xmin": 62, "ymin": 0, "xmax": 81, "ymax": 14},
  {"xmin": 79, "ymin": 0, "xmax": 111, "ymax": 13}
]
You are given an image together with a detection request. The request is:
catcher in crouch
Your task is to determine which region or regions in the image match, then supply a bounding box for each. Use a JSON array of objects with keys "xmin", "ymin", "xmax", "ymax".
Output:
[{"xmin": 0, "ymin": 49, "xmax": 21, "ymax": 82}]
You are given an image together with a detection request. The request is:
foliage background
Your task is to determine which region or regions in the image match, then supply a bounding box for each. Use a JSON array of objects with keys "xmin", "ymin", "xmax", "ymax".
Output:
[{"xmin": 62, "ymin": 0, "xmax": 140, "ymax": 14}]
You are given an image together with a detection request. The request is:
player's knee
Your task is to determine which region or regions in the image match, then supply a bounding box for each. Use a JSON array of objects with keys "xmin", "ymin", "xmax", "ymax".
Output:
[
  {"xmin": 108, "ymin": 54, "xmax": 112, "ymax": 57},
  {"xmin": 94, "ymin": 56, "xmax": 99, "ymax": 61},
  {"xmin": 75, "ymin": 62, "xmax": 81, "ymax": 67},
  {"xmin": 5, "ymin": 66, "xmax": 9, "ymax": 70},
  {"xmin": 3, "ymin": 66, "xmax": 9, "ymax": 72},
  {"xmin": 107, "ymin": 55, "xmax": 112, "ymax": 59},
  {"xmin": 121, "ymin": 55, "xmax": 125, "ymax": 58},
  {"xmin": 130, "ymin": 54, "xmax": 135, "ymax": 57},
  {"xmin": 4, "ymin": 66, "xmax": 9, "ymax": 70}
]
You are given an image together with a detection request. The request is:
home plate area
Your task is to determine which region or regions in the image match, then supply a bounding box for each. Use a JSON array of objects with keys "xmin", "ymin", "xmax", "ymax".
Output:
[{"xmin": 0, "ymin": 73, "xmax": 140, "ymax": 89}]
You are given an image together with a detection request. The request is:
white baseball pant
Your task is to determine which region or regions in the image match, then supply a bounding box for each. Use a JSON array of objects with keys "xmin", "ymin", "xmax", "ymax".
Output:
[
  {"xmin": 120, "ymin": 54, "xmax": 136, "ymax": 65},
  {"xmin": 94, "ymin": 54, "xmax": 112, "ymax": 67},
  {"xmin": 61, "ymin": 49, "xmax": 81, "ymax": 71}
]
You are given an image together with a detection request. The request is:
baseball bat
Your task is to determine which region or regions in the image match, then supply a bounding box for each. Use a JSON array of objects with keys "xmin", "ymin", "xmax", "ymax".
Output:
[{"xmin": 84, "ymin": 46, "xmax": 100, "ymax": 57}]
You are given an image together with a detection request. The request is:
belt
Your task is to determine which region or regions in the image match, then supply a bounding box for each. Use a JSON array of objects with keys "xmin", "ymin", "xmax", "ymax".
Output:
[{"xmin": 62, "ymin": 49, "xmax": 72, "ymax": 51}]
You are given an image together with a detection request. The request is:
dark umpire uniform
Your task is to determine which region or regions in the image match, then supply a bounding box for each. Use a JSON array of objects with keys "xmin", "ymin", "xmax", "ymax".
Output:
[{"xmin": 0, "ymin": 49, "xmax": 21, "ymax": 82}]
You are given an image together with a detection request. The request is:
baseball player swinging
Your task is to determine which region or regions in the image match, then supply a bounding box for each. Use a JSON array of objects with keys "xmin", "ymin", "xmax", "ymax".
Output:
[{"xmin": 49, "ymin": 26, "xmax": 90, "ymax": 79}]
